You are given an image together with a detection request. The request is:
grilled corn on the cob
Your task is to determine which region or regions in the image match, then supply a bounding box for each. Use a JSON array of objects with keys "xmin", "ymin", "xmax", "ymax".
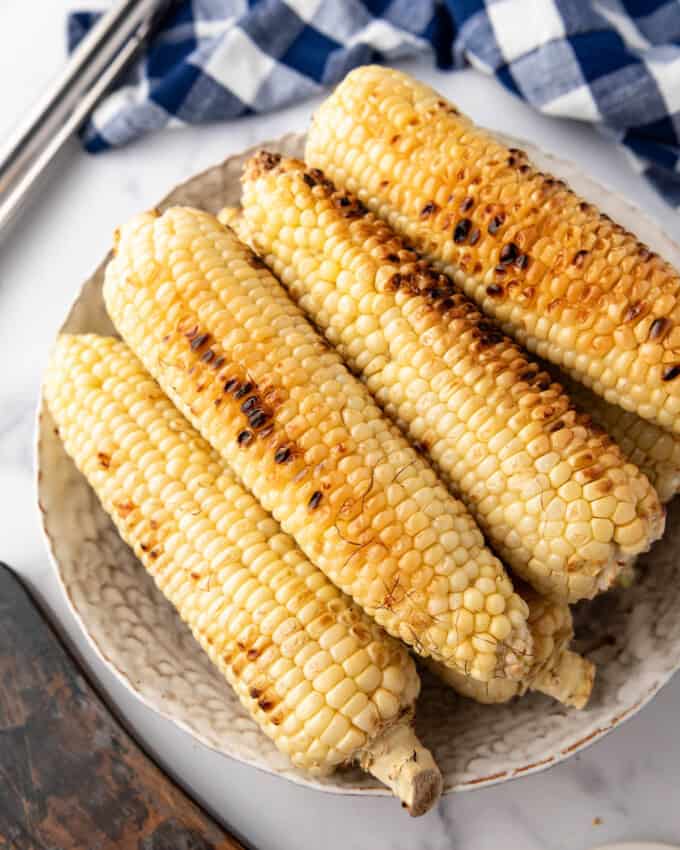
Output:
[
  {"xmin": 45, "ymin": 333, "xmax": 442, "ymax": 814},
  {"xmin": 306, "ymin": 66, "xmax": 680, "ymax": 436},
  {"xmin": 556, "ymin": 368, "xmax": 680, "ymax": 503},
  {"xmin": 428, "ymin": 583, "xmax": 594, "ymax": 708},
  {"xmin": 103, "ymin": 207, "xmax": 533, "ymax": 683},
  {"xmin": 234, "ymin": 155, "xmax": 664, "ymax": 603}
]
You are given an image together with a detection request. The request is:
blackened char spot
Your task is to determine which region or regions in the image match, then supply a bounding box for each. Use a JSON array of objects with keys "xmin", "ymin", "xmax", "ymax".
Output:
[
  {"xmin": 190, "ymin": 333, "xmax": 210, "ymax": 351},
  {"xmin": 488, "ymin": 214, "xmax": 505, "ymax": 235},
  {"xmin": 275, "ymin": 447, "xmax": 291, "ymax": 463},
  {"xmin": 249, "ymin": 410, "xmax": 268, "ymax": 429},
  {"xmin": 234, "ymin": 382, "xmax": 254, "ymax": 399},
  {"xmin": 420, "ymin": 202, "xmax": 439, "ymax": 217},
  {"xmin": 453, "ymin": 219, "xmax": 472, "ymax": 243},
  {"xmin": 308, "ymin": 491, "xmax": 323, "ymax": 510},
  {"xmin": 649, "ymin": 318, "xmax": 670, "ymax": 340},
  {"xmin": 333, "ymin": 193, "xmax": 366, "ymax": 218},
  {"xmin": 257, "ymin": 150, "xmax": 282, "ymax": 171},
  {"xmin": 663, "ymin": 365, "xmax": 680, "ymax": 381},
  {"xmin": 499, "ymin": 243, "xmax": 519, "ymax": 265},
  {"xmin": 623, "ymin": 302, "xmax": 646, "ymax": 323}
]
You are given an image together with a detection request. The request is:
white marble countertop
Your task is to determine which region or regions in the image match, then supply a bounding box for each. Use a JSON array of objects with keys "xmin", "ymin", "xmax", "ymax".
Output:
[{"xmin": 3, "ymin": 2, "xmax": 680, "ymax": 848}]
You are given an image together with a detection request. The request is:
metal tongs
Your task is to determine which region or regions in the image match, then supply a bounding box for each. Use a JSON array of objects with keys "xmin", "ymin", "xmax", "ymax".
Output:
[{"xmin": 0, "ymin": 0, "xmax": 173, "ymax": 237}]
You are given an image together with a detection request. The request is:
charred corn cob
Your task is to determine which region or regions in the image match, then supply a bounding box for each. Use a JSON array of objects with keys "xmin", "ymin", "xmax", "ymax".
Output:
[
  {"xmin": 234, "ymin": 155, "xmax": 664, "ymax": 603},
  {"xmin": 104, "ymin": 207, "xmax": 533, "ymax": 683},
  {"xmin": 555, "ymin": 368, "xmax": 680, "ymax": 503},
  {"xmin": 307, "ymin": 66, "xmax": 680, "ymax": 436},
  {"xmin": 45, "ymin": 333, "xmax": 442, "ymax": 814},
  {"xmin": 428, "ymin": 583, "xmax": 594, "ymax": 708}
]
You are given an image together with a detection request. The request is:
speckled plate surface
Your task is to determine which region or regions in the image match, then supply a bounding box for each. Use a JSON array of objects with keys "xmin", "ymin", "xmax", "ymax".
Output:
[{"xmin": 37, "ymin": 131, "xmax": 680, "ymax": 797}]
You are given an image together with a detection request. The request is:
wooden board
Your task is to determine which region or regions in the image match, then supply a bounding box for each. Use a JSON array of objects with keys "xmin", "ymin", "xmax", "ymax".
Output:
[{"xmin": 0, "ymin": 562, "xmax": 250, "ymax": 850}]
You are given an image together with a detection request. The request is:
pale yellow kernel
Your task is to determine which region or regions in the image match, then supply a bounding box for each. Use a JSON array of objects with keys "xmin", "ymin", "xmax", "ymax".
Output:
[
  {"xmin": 475, "ymin": 612, "xmax": 491, "ymax": 632},
  {"xmin": 615, "ymin": 518, "xmax": 645, "ymax": 546},
  {"xmin": 313, "ymin": 664, "xmax": 345, "ymax": 694},
  {"xmin": 355, "ymin": 664, "xmax": 382, "ymax": 693},
  {"xmin": 371, "ymin": 688, "xmax": 400, "ymax": 721},
  {"xmin": 613, "ymin": 501, "xmax": 637, "ymax": 525},
  {"xmin": 485, "ymin": 593, "xmax": 506, "ymax": 615},
  {"xmin": 592, "ymin": 517, "xmax": 614, "ymax": 543},
  {"xmin": 454, "ymin": 608, "xmax": 474, "ymax": 637},
  {"xmin": 404, "ymin": 511, "xmax": 429, "ymax": 535},
  {"xmin": 353, "ymin": 699, "xmax": 380, "ymax": 733},
  {"xmin": 565, "ymin": 521, "xmax": 593, "ymax": 547},
  {"xmin": 463, "ymin": 587, "xmax": 485, "ymax": 612},
  {"xmin": 296, "ymin": 691, "xmax": 325, "ymax": 722},
  {"xmin": 326, "ymin": 678, "xmax": 357, "ymax": 710},
  {"xmin": 329, "ymin": 636, "xmax": 357, "ymax": 664},
  {"xmin": 340, "ymin": 690, "xmax": 369, "ymax": 720},
  {"xmin": 566, "ymin": 499, "xmax": 591, "ymax": 522},
  {"xmin": 381, "ymin": 665, "xmax": 406, "ymax": 694},
  {"xmin": 543, "ymin": 496, "xmax": 566, "ymax": 521},
  {"xmin": 320, "ymin": 713, "xmax": 351, "ymax": 747},
  {"xmin": 455, "ymin": 641, "xmax": 475, "ymax": 662},
  {"xmin": 473, "ymin": 652, "xmax": 498, "ymax": 674},
  {"xmin": 591, "ymin": 495, "xmax": 617, "ymax": 518},
  {"xmin": 337, "ymin": 727, "xmax": 365, "ymax": 756},
  {"xmin": 449, "ymin": 570, "xmax": 470, "ymax": 593},
  {"xmin": 489, "ymin": 615, "xmax": 512, "ymax": 641},
  {"xmin": 303, "ymin": 706, "xmax": 334, "ymax": 739},
  {"xmin": 558, "ymin": 480, "xmax": 581, "ymax": 502}
]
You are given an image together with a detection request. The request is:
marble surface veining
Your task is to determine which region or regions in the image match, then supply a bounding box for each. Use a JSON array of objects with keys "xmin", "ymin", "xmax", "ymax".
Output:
[{"xmin": 2, "ymin": 2, "xmax": 680, "ymax": 848}]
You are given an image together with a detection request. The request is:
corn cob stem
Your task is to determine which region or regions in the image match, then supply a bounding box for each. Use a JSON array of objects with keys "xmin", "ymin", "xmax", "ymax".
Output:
[
  {"xmin": 533, "ymin": 651, "xmax": 594, "ymax": 709},
  {"xmin": 359, "ymin": 723, "xmax": 442, "ymax": 816},
  {"xmin": 234, "ymin": 155, "xmax": 663, "ymax": 603},
  {"xmin": 307, "ymin": 66, "xmax": 680, "ymax": 436},
  {"xmin": 427, "ymin": 584, "xmax": 594, "ymax": 708},
  {"xmin": 104, "ymin": 207, "xmax": 533, "ymax": 682},
  {"xmin": 44, "ymin": 333, "xmax": 441, "ymax": 811}
]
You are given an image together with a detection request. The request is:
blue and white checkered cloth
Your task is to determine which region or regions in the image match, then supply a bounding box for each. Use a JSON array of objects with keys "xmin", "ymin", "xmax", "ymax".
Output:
[{"xmin": 70, "ymin": 1, "xmax": 680, "ymax": 208}]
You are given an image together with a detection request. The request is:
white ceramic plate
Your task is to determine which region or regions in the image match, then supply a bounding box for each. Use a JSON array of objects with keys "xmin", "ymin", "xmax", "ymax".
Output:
[{"xmin": 37, "ymin": 131, "xmax": 680, "ymax": 797}]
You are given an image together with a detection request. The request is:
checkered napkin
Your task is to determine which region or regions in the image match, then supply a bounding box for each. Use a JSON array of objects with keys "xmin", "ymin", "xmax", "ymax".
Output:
[{"xmin": 69, "ymin": 0, "xmax": 680, "ymax": 208}]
